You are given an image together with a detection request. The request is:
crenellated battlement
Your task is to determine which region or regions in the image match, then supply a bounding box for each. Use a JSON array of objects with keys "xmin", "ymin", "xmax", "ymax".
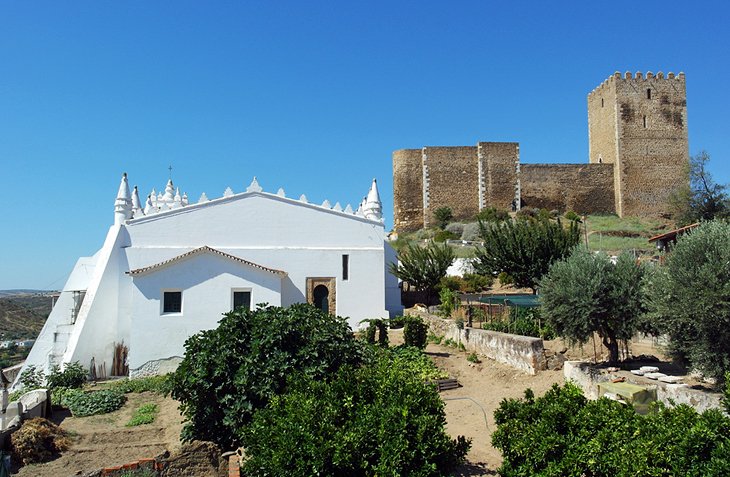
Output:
[{"xmin": 589, "ymin": 71, "xmax": 684, "ymax": 97}]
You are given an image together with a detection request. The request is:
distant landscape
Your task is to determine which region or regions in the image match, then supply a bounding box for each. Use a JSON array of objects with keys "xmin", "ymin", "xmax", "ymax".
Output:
[{"xmin": 0, "ymin": 290, "xmax": 53, "ymax": 340}]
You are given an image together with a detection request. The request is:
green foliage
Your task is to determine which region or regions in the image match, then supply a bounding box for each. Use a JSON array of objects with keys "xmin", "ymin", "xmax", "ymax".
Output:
[
  {"xmin": 475, "ymin": 207, "xmax": 510, "ymax": 223},
  {"xmin": 457, "ymin": 342, "xmax": 466, "ymax": 351},
  {"xmin": 389, "ymin": 345, "xmax": 449, "ymax": 381},
  {"xmin": 669, "ymin": 151, "xmax": 729, "ymax": 226},
  {"xmin": 443, "ymin": 338, "xmax": 457, "ymax": 348},
  {"xmin": 493, "ymin": 382, "xmax": 730, "ymax": 477},
  {"xmin": 438, "ymin": 275, "xmax": 462, "ymax": 291},
  {"xmin": 65, "ymin": 389, "xmax": 126, "ymax": 417},
  {"xmin": 390, "ymin": 242, "xmax": 455, "ymax": 304},
  {"xmin": 463, "ymin": 273, "xmax": 493, "ymax": 291},
  {"xmin": 126, "ymin": 403, "xmax": 159, "ymax": 427},
  {"xmin": 241, "ymin": 351, "xmax": 469, "ymax": 476},
  {"xmin": 427, "ymin": 332, "xmax": 443, "ymax": 345},
  {"xmin": 50, "ymin": 386, "xmax": 83, "ymax": 407},
  {"xmin": 434, "ymin": 206, "xmax": 454, "ymax": 229},
  {"xmin": 438, "ymin": 287, "xmax": 459, "ymax": 318},
  {"xmin": 388, "ymin": 315, "xmax": 405, "ymax": 329},
  {"xmin": 643, "ymin": 221, "xmax": 730, "ymax": 381},
  {"xmin": 362, "ymin": 319, "xmax": 389, "ymax": 347},
  {"xmin": 482, "ymin": 307, "xmax": 555, "ymax": 339},
  {"xmin": 445, "ymin": 222, "xmax": 465, "ymax": 236},
  {"xmin": 403, "ymin": 316, "xmax": 428, "ymax": 349},
  {"xmin": 169, "ymin": 304, "xmax": 364, "ymax": 449},
  {"xmin": 540, "ymin": 250, "xmax": 644, "ymax": 364},
  {"xmin": 18, "ymin": 365, "xmax": 45, "ymax": 390},
  {"xmin": 107, "ymin": 375, "xmax": 171, "ymax": 395},
  {"xmin": 466, "ymin": 352, "xmax": 480, "ymax": 363},
  {"xmin": 497, "ymin": 271, "xmax": 513, "ymax": 285},
  {"xmin": 564, "ymin": 210, "xmax": 581, "ymax": 222},
  {"xmin": 474, "ymin": 217, "xmax": 580, "ymax": 291},
  {"xmin": 433, "ymin": 229, "xmax": 459, "ymax": 242},
  {"xmin": 47, "ymin": 361, "xmax": 86, "ymax": 389}
]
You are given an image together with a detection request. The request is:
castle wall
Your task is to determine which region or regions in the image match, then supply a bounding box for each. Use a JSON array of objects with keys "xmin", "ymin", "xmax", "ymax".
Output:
[
  {"xmin": 422, "ymin": 146, "xmax": 479, "ymax": 227},
  {"xmin": 392, "ymin": 149, "xmax": 424, "ymax": 232},
  {"xmin": 614, "ymin": 72, "xmax": 688, "ymax": 217},
  {"xmin": 520, "ymin": 163, "xmax": 615, "ymax": 214},
  {"xmin": 480, "ymin": 142, "xmax": 519, "ymax": 210}
]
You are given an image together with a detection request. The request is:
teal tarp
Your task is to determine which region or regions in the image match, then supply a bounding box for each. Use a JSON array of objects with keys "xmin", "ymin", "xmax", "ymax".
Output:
[{"xmin": 477, "ymin": 294, "xmax": 540, "ymax": 308}]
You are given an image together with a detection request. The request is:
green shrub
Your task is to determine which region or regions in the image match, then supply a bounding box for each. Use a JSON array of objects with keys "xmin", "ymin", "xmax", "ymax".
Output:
[
  {"xmin": 475, "ymin": 207, "xmax": 509, "ymax": 223},
  {"xmin": 493, "ymin": 382, "xmax": 730, "ymax": 476},
  {"xmin": 564, "ymin": 210, "xmax": 581, "ymax": 222},
  {"xmin": 388, "ymin": 315, "xmax": 406, "ymax": 329},
  {"xmin": 434, "ymin": 206, "xmax": 454, "ymax": 229},
  {"xmin": 241, "ymin": 352, "xmax": 469, "ymax": 476},
  {"xmin": 126, "ymin": 403, "xmax": 159, "ymax": 427},
  {"xmin": 18, "ymin": 365, "xmax": 45, "ymax": 390},
  {"xmin": 65, "ymin": 389, "xmax": 126, "ymax": 417},
  {"xmin": 445, "ymin": 222, "xmax": 465, "ymax": 236},
  {"xmin": 467, "ymin": 352, "xmax": 480, "ymax": 363},
  {"xmin": 434, "ymin": 230, "xmax": 459, "ymax": 242},
  {"xmin": 107, "ymin": 375, "xmax": 171, "ymax": 395},
  {"xmin": 50, "ymin": 387, "xmax": 83, "ymax": 408},
  {"xmin": 427, "ymin": 333, "xmax": 443, "ymax": 345},
  {"xmin": 362, "ymin": 319, "xmax": 388, "ymax": 347},
  {"xmin": 481, "ymin": 307, "xmax": 555, "ymax": 339},
  {"xmin": 389, "ymin": 345, "xmax": 448, "ymax": 381},
  {"xmin": 169, "ymin": 304, "xmax": 364, "ymax": 449},
  {"xmin": 438, "ymin": 287, "xmax": 459, "ymax": 318},
  {"xmin": 403, "ymin": 316, "xmax": 428, "ymax": 349},
  {"xmin": 458, "ymin": 342, "xmax": 466, "ymax": 352},
  {"xmin": 443, "ymin": 338, "xmax": 457, "ymax": 348},
  {"xmin": 497, "ymin": 271, "xmax": 513, "ymax": 285},
  {"xmin": 439, "ymin": 275, "xmax": 463, "ymax": 291},
  {"xmin": 462, "ymin": 273, "xmax": 492, "ymax": 292},
  {"xmin": 47, "ymin": 362, "xmax": 86, "ymax": 389}
]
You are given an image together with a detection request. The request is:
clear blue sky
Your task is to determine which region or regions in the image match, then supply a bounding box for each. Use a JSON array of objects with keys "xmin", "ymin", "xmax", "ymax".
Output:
[{"xmin": 1, "ymin": 1, "xmax": 729, "ymax": 290}]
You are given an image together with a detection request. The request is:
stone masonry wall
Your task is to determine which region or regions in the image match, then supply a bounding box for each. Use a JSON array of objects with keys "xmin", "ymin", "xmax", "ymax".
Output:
[
  {"xmin": 480, "ymin": 142, "xmax": 519, "ymax": 210},
  {"xmin": 520, "ymin": 163, "xmax": 615, "ymax": 213},
  {"xmin": 392, "ymin": 149, "xmax": 424, "ymax": 232},
  {"xmin": 615, "ymin": 72, "xmax": 688, "ymax": 217},
  {"xmin": 422, "ymin": 146, "xmax": 479, "ymax": 227}
]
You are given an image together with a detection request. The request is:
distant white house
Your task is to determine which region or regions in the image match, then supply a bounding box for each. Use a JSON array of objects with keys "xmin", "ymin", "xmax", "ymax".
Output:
[{"xmin": 17, "ymin": 174, "xmax": 402, "ymax": 384}]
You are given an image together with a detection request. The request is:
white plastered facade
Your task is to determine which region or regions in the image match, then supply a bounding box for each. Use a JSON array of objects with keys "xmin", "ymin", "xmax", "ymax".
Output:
[{"xmin": 17, "ymin": 177, "xmax": 402, "ymax": 385}]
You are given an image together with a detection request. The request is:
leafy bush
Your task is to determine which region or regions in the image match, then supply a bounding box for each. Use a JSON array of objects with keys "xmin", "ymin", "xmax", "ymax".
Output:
[
  {"xmin": 403, "ymin": 316, "xmax": 428, "ymax": 349},
  {"xmin": 107, "ymin": 374, "xmax": 171, "ymax": 395},
  {"xmin": 47, "ymin": 361, "xmax": 86, "ymax": 389},
  {"xmin": 11, "ymin": 417, "xmax": 70, "ymax": 465},
  {"xmin": 475, "ymin": 207, "xmax": 509, "ymax": 223},
  {"xmin": 466, "ymin": 352, "xmax": 480, "ymax": 363},
  {"xmin": 434, "ymin": 206, "xmax": 454, "ymax": 229},
  {"xmin": 126, "ymin": 403, "xmax": 159, "ymax": 427},
  {"xmin": 439, "ymin": 275, "xmax": 463, "ymax": 291},
  {"xmin": 362, "ymin": 319, "xmax": 388, "ymax": 347},
  {"xmin": 497, "ymin": 271, "xmax": 513, "ymax": 285},
  {"xmin": 18, "ymin": 365, "xmax": 45, "ymax": 390},
  {"xmin": 643, "ymin": 220, "xmax": 730, "ymax": 382},
  {"xmin": 463, "ymin": 273, "xmax": 492, "ymax": 291},
  {"xmin": 389, "ymin": 242, "xmax": 455, "ymax": 305},
  {"xmin": 564, "ymin": 210, "xmax": 581, "ymax": 222},
  {"xmin": 389, "ymin": 345, "xmax": 448, "ymax": 381},
  {"xmin": 445, "ymin": 222, "xmax": 465, "ymax": 236},
  {"xmin": 443, "ymin": 338, "xmax": 457, "ymax": 348},
  {"xmin": 50, "ymin": 386, "xmax": 83, "ymax": 407},
  {"xmin": 438, "ymin": 287, "xmax": 459, "ymax": 318},
  {"xmin": 388, "ymin": 315, "xmax": 406, "ymax": 329},
  {"xmin": 427, "ymin": 333, "xmax": 443, "ymax": 345},
  {"xmin": 461, "ymin": 222, "xmax": 481, "ymax": 241},
  {"xmin": 169, "ymin": 304, "xmax": 364, "ymax": 449},
  {"xmin": 493, "ymin": 383, "xmax": 730, "ymax": 477},
  {"xmin": 241, "ymin": 352, "xmax": 469, "ymax": 476},
  {"xmin": 434, "ymin": 230, "xmax": 459, "ymax": 243},
  {"xmin": 65, "ymin": 389, "xmax": 126, "ymax": 417}
]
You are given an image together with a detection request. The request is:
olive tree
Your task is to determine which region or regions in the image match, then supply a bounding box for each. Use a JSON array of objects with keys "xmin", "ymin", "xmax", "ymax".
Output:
[
  {"xmin": 539, "ymin": 249, "xmax": 645, "ymax": 364},
  {"xmin": 389, "ymin": 242, "xmax": 454, "ymax": 305},
  {"xmin": 643, "ymin": 220, "xmax": 730, "ymax": 382}
]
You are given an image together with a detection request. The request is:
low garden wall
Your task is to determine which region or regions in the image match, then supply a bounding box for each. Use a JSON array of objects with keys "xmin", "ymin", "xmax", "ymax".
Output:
[
  {"xmin": 408, "ymin": 309, "xmax": 546, "ymax": 375},
  {"xmin": 564, "ymin": 361, "xmax": 724, "ymax": 413}
]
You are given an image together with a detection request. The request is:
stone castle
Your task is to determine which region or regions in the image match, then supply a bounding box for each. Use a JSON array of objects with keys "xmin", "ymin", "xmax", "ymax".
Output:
[{"xmin": 393, "ymin": 71, "xmax": 689, "ymax": 232}]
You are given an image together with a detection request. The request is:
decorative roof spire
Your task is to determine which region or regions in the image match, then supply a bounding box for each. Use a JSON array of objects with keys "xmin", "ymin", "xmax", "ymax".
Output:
[
  {"xmin": 362, "ymin": 178, "xmax": 383, "ymax": 222},
  {"xmin": 131, "ymin": 186, "xmax": 144, "ymax": 217},
  {"xmin": 114, "ymin": 173, "xmax": 133, "ymax": 225},
  {"xmin": 163, "ymin": 179, "xmax": 175, "ymax": 201},
  {"xmin": 246, "ymin": 177, "xmax": 263, "ymax": 193},
  {"xmin": 144, "ymin": 194, "xmax": 156, "ymax": 215}
]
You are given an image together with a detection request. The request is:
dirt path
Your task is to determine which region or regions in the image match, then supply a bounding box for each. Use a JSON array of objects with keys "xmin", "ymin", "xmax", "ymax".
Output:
[{"xmin": 14, "ymin": 391, "xmax": 183, "ymax": 476}]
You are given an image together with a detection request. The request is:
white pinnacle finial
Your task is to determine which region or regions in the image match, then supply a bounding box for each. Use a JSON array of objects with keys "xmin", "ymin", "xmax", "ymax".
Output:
[
  {"xmin": 246, "ymin": 177, "xmax": 263, "ymax": 193},
  {"xmin": 144, "ymin": 194, "xmax": 156, "ymax": 215},
  {"xmin": 131, "ymin": 186, "xmax": 143, "ymax": 217},
  {"xmin": 114, "ymin": 173, "xmax": 133, "ymax": 225},
  {"xmin": 163, "ymin": 179, "xmax": 175, "ymax": 201},
  {"xmin": 363, "ymin": 178, "xmax": 383, "ymax": 222},
  {"xmin": 223, "ymin": 187, "xmax": 234, "ymax": 198}
]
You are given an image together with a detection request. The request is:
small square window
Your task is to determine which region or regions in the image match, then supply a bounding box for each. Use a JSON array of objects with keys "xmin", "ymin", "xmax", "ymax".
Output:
[
  {"xmin": 163, "ymin": 291, "xmax": 182, "ymax": 313},
  {"xmin": 233, "ymin": 291, "xmax": 251, "ymax": 311}
]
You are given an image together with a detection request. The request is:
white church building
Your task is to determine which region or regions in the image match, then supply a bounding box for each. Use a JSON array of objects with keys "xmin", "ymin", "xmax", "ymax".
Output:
[{"xmin": 18, "ymin": 174, "xmax": 402, "ymax": 382}]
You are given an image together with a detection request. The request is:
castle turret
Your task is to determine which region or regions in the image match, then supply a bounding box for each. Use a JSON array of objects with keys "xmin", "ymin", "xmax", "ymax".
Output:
[
  {"xmin": 363, "ymin": 179, "xmax": 383, "ymax": 222},
  {"xmin": 114, "ymin": 173, "xmax": 132, "ymax": 225}
]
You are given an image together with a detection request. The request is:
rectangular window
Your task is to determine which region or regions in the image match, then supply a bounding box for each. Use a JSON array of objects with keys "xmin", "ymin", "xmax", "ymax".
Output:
[
  {"xmin": 342, "ymin": 254, "xmax": 349, "ymax": 281},
  {"xmin": 232, "ymin": 290, "xmax": 251, "ymax": 311},
  {"xmin": 163, "ymin": 291, "xmax": 182, "ymax": 313}
]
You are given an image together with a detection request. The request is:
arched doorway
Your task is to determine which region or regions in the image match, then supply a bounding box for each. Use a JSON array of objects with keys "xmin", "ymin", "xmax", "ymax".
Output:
[{"xmin": 313, "ymin": 284, "xmax": 329, "ymax": 313}]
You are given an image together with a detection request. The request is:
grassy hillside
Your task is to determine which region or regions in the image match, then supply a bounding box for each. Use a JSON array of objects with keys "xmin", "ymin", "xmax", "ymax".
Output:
[{"xmin": 0, "ymin": 292, "xmax": 52, "ymax": 340}]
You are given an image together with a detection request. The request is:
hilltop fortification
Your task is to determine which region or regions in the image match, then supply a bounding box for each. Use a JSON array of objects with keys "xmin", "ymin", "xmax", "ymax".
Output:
[{"xmin": 393, "ymin": 72, "xmax": 689, "ymax": 232}]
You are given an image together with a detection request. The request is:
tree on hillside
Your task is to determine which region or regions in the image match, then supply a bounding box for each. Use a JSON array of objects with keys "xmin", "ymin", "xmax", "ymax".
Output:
[
  {"xmin": 168, "ymin": 304, "xmax": 364, "ymax": 449},
  {"xmin": 670, "ymin": 150, "xmax": 729, "ymax": 226},
  {"xmin": 539, "ymin": 249, "xmax": 645, "ymax": 365},
  {"xmin": 389, "ymin": 242, "xmax": 454, "ymax": 305},
  {"xmin": 473, "ymin": 217, "xmax": 580, "ymax": 292},
  {"xmin": 643, "ymin": 220, "xmax": 730, "ymax": 382}
]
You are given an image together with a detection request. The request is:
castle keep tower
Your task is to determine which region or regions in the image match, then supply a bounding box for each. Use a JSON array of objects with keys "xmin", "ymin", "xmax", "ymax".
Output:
[{"xmin": 588, "ymin": 72, "xmax": 689, "ymax": 217}]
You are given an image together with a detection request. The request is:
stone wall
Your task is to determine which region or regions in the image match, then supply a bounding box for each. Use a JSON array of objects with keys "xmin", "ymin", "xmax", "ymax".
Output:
[
  {"xmin": 480, "ymin": 142, "xmax": 519, "ymax": 210},
  {"xmin": 422, "ymin": 146, "xmax": 479, "ymax": 227},
  {"xmin": 520, "ymin": 163, "xmax": 615, "ymax": 213},
  {"xmin": 392, "ymin": 148, "xmax": 424, "ymax": 232},
  {"xmin": 410, "ymin": 309, "xmax": 546, "ymax": 375}
]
